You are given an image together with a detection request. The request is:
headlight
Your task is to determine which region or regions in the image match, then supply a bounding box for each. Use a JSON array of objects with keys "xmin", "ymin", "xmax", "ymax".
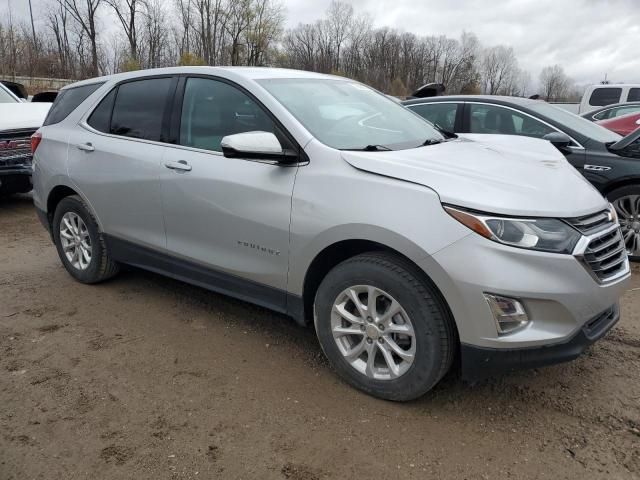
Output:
[{"xmin": 444, "ymin": 206, "xmax": 581, "ymax": 254}]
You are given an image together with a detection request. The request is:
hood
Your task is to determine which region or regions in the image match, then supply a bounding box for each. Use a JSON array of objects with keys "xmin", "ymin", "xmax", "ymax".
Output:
[
  {"xmin": 0, "ymin": 103, "xmax": 51, "ymax": 131},
  {"xmin": 341, "ymin": 134, "xmax": 607, "ymax": 218}
]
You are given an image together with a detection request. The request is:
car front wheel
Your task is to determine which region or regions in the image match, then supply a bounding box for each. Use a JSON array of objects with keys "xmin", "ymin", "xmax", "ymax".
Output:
[{"xmin": 313, "ymin": 252, "xmax": 457, "ymax": 401}]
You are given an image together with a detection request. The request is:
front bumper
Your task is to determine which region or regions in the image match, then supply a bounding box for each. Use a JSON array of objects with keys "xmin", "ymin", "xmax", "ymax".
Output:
[
  {"xmin": 418, "ymin": 231, "xmax": 630, "ymax": 378},
  {"xmin": 460, "ymin": 303, "xmax": 619, "ymax": 380}
]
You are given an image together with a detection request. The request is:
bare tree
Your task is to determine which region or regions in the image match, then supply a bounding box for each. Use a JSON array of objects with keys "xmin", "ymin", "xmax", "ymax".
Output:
[
  {"xmin": 539, "ymin": 64, "xmax": 571, "ymax": 101},
  {"xmin": 106, "ymin": 0, "xmax": 145, "ymax": 63},
  {"xmin": 480, "ymin": 45, "xmax": 517, "ymax": 95},
  {"xmin": 59, "ymin": 0, "xmax": 103, "ymax": 76}
]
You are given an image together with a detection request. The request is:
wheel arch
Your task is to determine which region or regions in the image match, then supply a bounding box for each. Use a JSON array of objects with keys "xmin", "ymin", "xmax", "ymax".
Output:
[
  {"xmin": 299, "ymin": 239, "xmax": 459, "ymax": 346},
  {"xmin": 602, "ymin": 177, "xmax": 640, "ymax": 197},
  {"xmin": 46, "ymin": 182, "xmax": 103, "ymax": 232}
]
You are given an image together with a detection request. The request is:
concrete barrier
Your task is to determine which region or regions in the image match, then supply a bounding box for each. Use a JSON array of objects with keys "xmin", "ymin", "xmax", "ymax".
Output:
[{"xmin": 0, "ymin": 75, "xmax": 75, "ymax": 93}]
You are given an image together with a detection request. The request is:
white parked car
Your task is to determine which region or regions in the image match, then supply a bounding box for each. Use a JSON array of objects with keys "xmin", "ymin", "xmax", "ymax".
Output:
[
  {"xmin": 553, "ymin": 84, "xmax": 640, "ymax": 115},
  {"xmin": 0, "ymin": 82, "xmax": 51, "ymax": 195}
]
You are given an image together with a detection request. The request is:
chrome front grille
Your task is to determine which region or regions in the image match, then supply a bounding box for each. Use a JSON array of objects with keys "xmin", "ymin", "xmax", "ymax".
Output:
[
  {"xmin": 582, "ymin": 227, "xmax": 628, "ymax": 282},
  {"xmin": 0, "ymin": 129, "xmax": 35, "ymax": 169},
  {"xmin": 566, "ymin": 209, "xmax": 611, "ymax": 235}
]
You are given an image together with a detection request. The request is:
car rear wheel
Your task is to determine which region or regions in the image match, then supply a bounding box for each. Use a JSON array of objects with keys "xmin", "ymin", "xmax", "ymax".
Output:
[
  {"xmin": 52, "ymin": 195, "xmax": 120, "ymax": 283},
  {"xmin": 313, "ymin": 252, "xmax": 456, "ymax": 401},
  {"xmin": 608, "ymin": 186, "xmax": 640, "ymax": 260}
]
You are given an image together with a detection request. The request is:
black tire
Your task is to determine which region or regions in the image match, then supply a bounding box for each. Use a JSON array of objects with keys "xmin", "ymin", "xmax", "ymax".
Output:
[
  {"xmin": 52, "ymin": 195, "xmax": 120, "ymax": 283},
  {"xmin": 607, "ymin": 185, "xmax": 640, "ymax": 261},
  {"xmin": 314, "ymin": 252, "xmax": 457, "ymax": 401}
]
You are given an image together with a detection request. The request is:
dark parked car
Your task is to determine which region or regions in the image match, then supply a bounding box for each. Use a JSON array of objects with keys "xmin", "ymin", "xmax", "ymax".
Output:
[
  {"xmin": 581, "ymin": 102, "xmax": 640, "ymax": 122},
  {"xmin": 403, "ymin": 95, "xmax": 640, "ymax": 258}
]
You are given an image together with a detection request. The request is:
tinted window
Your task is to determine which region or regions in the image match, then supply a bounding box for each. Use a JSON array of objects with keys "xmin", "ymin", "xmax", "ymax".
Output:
[
  {"xmin": 409, "ymin": 103, "xmax": 458, "ymax": 132},
  {"xmin": 628, "ymin": 88, "xmax": 640, "ymax": 102},
  {"xmin": 43, "ymin": 83, "xmax": 104, "ymax": 126},
  {"xmin": 528, "ymin": 102, "xmax": 622, "ymax": 144},
  {"xmin": 179, "ymin": 77, "xmax": 278, "ymax": 152},
  {"xmin": 110, "ymin": 78, "xmax": 172, "ymax": 141},
  {"xmin": 468, "ymin": 104, "xmax": 555, "ymax": 139},
  {"xmin": 87, "ymin": 89, "xmax": 116, "ymax": 133},
  {"xmin": 589, "ymin": 87, "xmax": 622, "ymax": 107}
]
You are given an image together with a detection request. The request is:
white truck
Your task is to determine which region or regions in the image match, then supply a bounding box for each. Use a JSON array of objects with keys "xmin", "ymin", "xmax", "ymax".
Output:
[
  {"xmin": 0, "ymin": 82, "xmax": 51, "ymax": 195},
  {"xmin": 553, "ymin": 84, "xmax": 640, "ymax": 115}
]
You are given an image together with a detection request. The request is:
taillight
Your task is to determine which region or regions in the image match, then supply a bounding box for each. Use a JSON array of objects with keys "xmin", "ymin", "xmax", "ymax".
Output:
[{"xmin": 31, "ymin": 130, "xmax": 42, "ymax": 154}]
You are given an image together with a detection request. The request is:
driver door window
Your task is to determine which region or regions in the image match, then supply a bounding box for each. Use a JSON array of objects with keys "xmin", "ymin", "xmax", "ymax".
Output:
[
  {"xmin": 468, "ymin": 104, "xmax": 556, "ymax": 139},
  {"xmin": 179, "ymin": 77, "xmax": 281, "ymax": 152}
]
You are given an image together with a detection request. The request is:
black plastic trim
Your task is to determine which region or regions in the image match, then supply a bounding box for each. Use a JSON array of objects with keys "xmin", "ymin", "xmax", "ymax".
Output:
[
  {"xmin": 460, "ymin": 304, "xmax": 619, "ymax": 381},
  {"xmin": 104, "ymin": 234, "xmax": 305, "ymax": 325}
]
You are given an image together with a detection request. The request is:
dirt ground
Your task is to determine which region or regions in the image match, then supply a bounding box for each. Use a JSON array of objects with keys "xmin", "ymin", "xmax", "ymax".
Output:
[{"xmin": 1, "ymin": 194, "xmax": 639, "ymax": 480}]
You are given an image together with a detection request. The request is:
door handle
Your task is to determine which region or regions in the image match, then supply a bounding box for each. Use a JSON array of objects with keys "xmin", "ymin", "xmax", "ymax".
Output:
[
  {"xmin": 164, "ymin": 160, "xmax": 192, "ymax": 172},
  {"xmin": 76, "ymin": 142, "xmax": 95, "ymax": 152}
]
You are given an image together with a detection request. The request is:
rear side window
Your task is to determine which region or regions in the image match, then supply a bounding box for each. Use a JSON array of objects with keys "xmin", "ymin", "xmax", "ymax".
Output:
[
  {"xmin": 589, "ymin": 88, "xmax": 622, "ymax": 107},
  {"xmin": 628, "ymin": 88, "xmax": 640, "ymax": 102},
  {"xmin": 43, "ymin": 83, "xmax": 104, "ymax": 126},
  {"xmin": 408, "ymin": 103, "xmax": 458, "ymax": 132},
  {"xmin": 87, "ymin": 89, "xmax": 116, "ymax": 133},
  {"xmin": 110, "ymin": 78, "xmax": 173, "ymax": 141}
]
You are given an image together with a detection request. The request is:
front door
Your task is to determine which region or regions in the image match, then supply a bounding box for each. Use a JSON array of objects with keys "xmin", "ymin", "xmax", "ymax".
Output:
[
  {"xmin": 464, "ymin": 102, "xmax": 587, "ymax": 170},
  {"xmin": 160, "ymin": 76, "xmax": 298, "ymax": 303}
]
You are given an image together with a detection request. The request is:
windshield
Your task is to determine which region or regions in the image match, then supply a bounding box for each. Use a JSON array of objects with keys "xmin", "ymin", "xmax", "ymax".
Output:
[
  {"xmin": 0, "ymin": 84, "xmax": 19, "ymax": 103},
  {"xmin": 528, "ymin": 102, "xmax": 622, "ymax": 143},
  {"xmin": 258, "ymin": 78, "xmax": 444, "ymax": 150}
]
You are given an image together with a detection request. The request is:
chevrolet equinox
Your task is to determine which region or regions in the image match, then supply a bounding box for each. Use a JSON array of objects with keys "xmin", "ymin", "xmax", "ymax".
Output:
[{"xmin": 32, "ymin": 67, "xmax": 631, "ymax": 401}]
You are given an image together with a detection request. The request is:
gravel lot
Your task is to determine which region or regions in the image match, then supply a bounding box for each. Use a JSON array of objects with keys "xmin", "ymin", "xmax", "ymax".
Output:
[{"xmin": 1, "ymin": 194, "xmax": 639, "ymax": 480}]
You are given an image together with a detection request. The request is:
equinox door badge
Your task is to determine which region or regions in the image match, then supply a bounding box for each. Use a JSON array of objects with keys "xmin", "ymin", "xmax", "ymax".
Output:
[{"xmin": 237, "ymin": 240, "xmax": 281, "ymax": 256}]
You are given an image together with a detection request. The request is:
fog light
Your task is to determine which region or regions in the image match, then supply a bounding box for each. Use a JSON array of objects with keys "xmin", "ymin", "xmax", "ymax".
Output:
[{"xmin": 484, "ymin": 294, "xmax": 529, "ymax": 334}]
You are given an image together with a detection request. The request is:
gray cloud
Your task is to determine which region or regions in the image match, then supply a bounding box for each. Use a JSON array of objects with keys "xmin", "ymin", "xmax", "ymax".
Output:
[{"xmin": 284, "ymin": 0, "xmax": 640, "ymax": 85}]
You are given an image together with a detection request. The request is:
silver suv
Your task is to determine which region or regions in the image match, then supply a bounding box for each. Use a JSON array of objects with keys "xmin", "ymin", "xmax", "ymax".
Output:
[{"xmin": 32, "ymin": 67, "xmax": 630, "ymax": 401}]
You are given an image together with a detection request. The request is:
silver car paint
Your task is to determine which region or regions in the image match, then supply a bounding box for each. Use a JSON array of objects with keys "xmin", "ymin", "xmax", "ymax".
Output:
[{"xmin": 33, "ymin": 66, "xmax": 630, "ymax": 353}]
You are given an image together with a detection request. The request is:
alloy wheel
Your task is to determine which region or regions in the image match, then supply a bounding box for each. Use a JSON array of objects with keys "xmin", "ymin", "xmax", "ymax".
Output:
[
  {"xmin": 59, "ymin": 212, "xmax": 92, "ymax": 270},
  {"xmin": 331, "ymin": 285, "xmax": 416, "ymax": 380},
  {"xmin": 613, "ymin": 195, "xmax": 640, "ymax": 257}
]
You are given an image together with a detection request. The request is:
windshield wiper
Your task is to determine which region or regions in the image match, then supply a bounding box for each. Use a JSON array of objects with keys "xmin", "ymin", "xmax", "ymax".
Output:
[
  {"xmin": 422, "ymin": 138, "xmax": 443, "ymax": 146},
  {"xmin": 433, "ymin": 123, "xmax": 458, "ymax": 139},
  {"xmin": 344, "ymin": 144, "xmax": 392, "ymax": 151}
]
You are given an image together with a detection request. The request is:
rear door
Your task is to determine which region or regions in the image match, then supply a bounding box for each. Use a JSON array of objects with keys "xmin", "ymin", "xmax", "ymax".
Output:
[
  {"xmin": 159, "ymin": 76, "xmax": 298, "ymax": 303},
  {"xmin": 68, "ymin": 76, "xmax": 176, "ymax": 250}
]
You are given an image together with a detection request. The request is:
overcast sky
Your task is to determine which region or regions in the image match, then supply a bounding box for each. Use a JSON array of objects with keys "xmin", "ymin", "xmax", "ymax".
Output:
[{"xmin": 5, "ymin": 0, "xmax": 640, "ymax": 86}]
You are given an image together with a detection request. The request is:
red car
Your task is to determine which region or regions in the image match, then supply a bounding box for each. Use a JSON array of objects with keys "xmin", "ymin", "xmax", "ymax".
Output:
[{"xmin": 596, "ymin": 111, "xmax": 640, "ymax": 136}]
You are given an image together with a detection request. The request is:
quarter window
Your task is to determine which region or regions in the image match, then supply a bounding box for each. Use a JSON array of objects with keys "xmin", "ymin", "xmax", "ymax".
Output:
[
  {"xmin": 468, "ymin": 104, "xmax": 555, "ymax": 139},
  {"xmin": 87, "ymin": 89, "xmax": 116, "ymax": 133},
  {"xmin": 408, "ymin": 103, "xmax": 458, "ymax": 132},
  {"xmin": 110, "ymin": 78, "xmax": 173, "ymax": 141},
  {"xmin": 589, "ymin": 87, "xmax": 622, "ymax": 107},
  {"xmin": 179, "ymin": 77, "xmax": 279, "ymax": 152}
]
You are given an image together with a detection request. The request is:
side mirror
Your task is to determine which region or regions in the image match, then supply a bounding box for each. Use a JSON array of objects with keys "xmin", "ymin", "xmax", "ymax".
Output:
[
  {"xmin": 543, "ymin": 132, "xmax": 572, "ymax": 154},
  {"xmin": 220, "ymin": 131, "xmax": 298, "ymax": 164}
]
